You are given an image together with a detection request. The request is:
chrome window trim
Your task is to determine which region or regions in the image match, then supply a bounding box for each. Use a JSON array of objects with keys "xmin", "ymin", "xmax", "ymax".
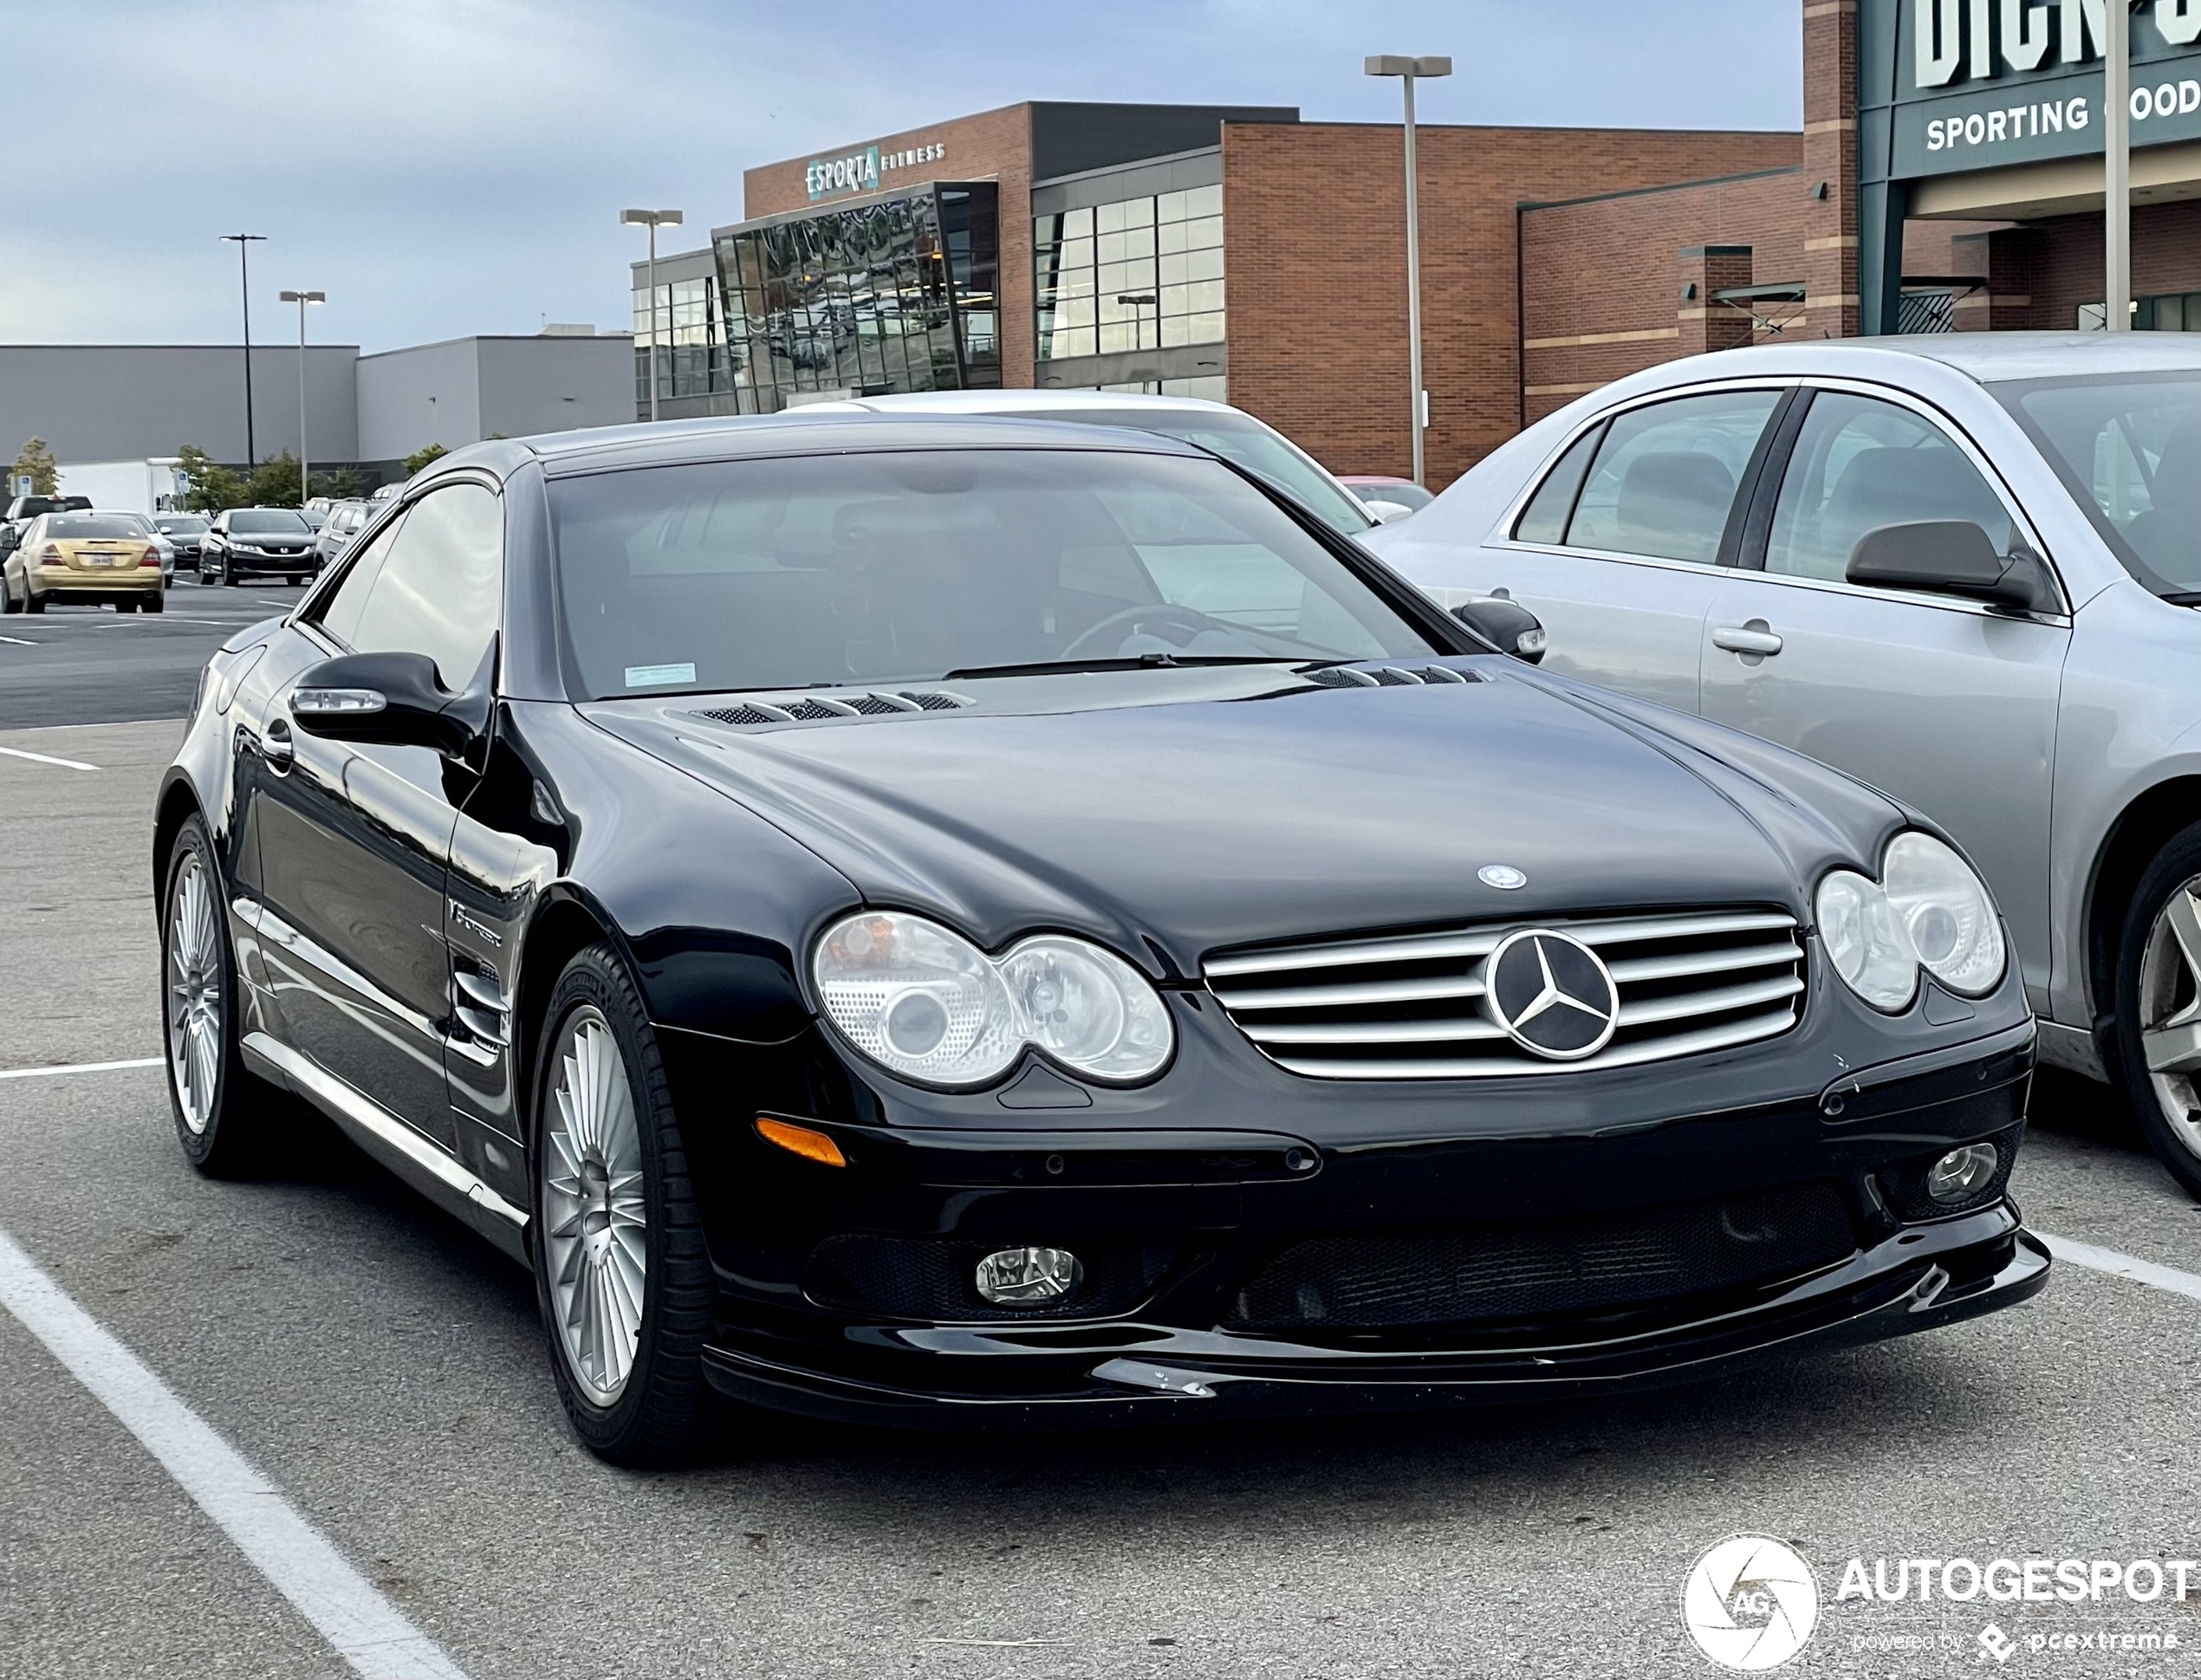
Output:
[{"xmin": 1490, "ymin": 372, "xmax": 2073, "ymax": 624}]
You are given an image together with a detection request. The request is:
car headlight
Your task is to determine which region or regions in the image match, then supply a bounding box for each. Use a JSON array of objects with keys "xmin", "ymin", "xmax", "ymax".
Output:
[
  {"xmin": 811, "ymin": 911, "xmax": 1174, "ymax": 1088},
  {"xmin": 1816, "ymin": 831, "xmax": 2005, "ymax": 1012}
]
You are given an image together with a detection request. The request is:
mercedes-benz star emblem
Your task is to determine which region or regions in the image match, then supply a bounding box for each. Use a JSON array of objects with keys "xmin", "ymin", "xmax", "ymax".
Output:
[
  {"xmin": 1477, "ymin": 864, "xmax": 1528, "ymax": 890},
  {"xmin": 1484, "ymin": 928, "xmax": 1620, "ymax": 1061}
]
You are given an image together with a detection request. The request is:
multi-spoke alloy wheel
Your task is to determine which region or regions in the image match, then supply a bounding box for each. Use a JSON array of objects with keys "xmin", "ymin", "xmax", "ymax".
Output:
[
  {"xmin": 530, "ymin": 944, "xmax": 719, "ymax": 1464},
  {"xmin": 540, "ymin": 1006, "xmax": 649, "ymax": 1406},
  {"xmin": 159, "ymin": 814, "xmax": 271, "ymax": 1173},
  {"xmin": 2115, "ymin": 830, "xmax": 2201, "ymax": 1199},
  {"xmin": 166, "ymin": 850, "xmax": 224, "ymax": 1134}
]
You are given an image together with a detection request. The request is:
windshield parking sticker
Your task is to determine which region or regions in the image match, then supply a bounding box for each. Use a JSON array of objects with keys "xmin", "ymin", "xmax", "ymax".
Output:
[{"xmin": 623, "ymin": 662, "xmax": 696, "ymax": 688}]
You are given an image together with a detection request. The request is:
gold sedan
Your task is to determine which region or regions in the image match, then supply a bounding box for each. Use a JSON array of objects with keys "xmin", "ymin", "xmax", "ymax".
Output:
[{"xmin": 1, "ymin": 512, "xmax": 166, "ymax": 613}]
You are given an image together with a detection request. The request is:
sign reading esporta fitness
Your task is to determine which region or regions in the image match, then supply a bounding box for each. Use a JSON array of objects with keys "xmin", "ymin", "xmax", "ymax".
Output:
[
  {"xmin": 1890, "ymin": 0, "xmax": 2201, "ymax": 177},
  {"xmin": 803, "ymin": 140, "xmax": 947, "ymax": 202}
]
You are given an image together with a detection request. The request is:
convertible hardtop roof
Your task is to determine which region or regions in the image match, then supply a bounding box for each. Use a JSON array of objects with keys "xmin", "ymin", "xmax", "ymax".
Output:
[{"xmin": 451, "ymin": 412, "xmax": 1215, "ymax": 481}]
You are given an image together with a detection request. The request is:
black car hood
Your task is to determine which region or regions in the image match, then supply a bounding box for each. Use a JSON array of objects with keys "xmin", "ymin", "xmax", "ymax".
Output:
[{"xmin": 584, "ymin": 662, "xmax": 1897, "ymax": 976}]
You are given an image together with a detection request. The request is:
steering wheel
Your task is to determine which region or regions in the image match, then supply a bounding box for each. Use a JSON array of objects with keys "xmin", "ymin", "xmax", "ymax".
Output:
[{"xmin": 1060, "ymin": 602, "xmax": 1245, "ymax": 660}]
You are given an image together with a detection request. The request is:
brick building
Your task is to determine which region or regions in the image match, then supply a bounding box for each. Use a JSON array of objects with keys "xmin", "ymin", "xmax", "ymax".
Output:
[{"xmin": 629, "ymin": 1, "xmax": 2201, "ymax": 486}]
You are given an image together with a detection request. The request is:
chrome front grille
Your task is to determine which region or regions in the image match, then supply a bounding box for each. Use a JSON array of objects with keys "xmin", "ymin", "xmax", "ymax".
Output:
[{"xmin": 1204, "ymin": 909, "xmax": 1805, "ymax": 1079}]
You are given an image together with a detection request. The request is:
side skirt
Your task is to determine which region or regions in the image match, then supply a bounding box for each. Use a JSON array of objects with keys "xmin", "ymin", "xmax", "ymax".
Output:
[{"xmin": 241, "ymin": 1030, "xmax": 530, "ymax": 1265}]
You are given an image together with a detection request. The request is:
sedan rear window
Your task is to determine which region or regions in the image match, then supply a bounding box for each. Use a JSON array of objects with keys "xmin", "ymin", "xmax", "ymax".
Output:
[
  {"xmin": 1996, "ymin": 371, "xmax": 2201, "ymax": 594},
  {"xmin": 47, "ymin": 516, "xmax": 141, "ymax": 539},
  {"xmin": 549, "ymin": 448, "xmax": 1436, "ymax": 697}
]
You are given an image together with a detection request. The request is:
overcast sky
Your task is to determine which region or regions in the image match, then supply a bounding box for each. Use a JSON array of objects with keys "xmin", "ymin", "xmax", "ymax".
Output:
[{"xmin": 8, "ymin": 1, "xmax": 1801, "ymax": 354}]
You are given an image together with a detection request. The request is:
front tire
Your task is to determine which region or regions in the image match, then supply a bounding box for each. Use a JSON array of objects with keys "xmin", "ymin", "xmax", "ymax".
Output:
[
  {"xmin": 532, "ymin": 944, "xmax": 719, "ymax": 1465},
  {"xmin": 2113, "ymin": 822, "xmax": 2201, "ymax": 1198},
  {"xmin": 161, "ymin": 814, "xmax": 276, "ymax": 1175}
]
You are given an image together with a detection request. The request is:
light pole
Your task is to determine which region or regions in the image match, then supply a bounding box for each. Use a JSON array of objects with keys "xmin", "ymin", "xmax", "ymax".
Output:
[
  {"xmin": 2105, "ymin": 1, "xmax": 2146, "ymax": 332},
  {"xmin": 279, "ymin": 290, "xmax": 325, "ymax": 503},
  {"xmin": 1365, "ymin": 54, "xmax": 1450, "ymax": 486},
  {"xmin": 1117, "ymin": 292, "xmax": 1159, "ymax": 356},
  {"xmin": 220, "ymin": 234, "xmax": 267, "ymax": 465},
  {"xmin": 620, "ymin": 208, "xmax": 685, "ymax": 421}
]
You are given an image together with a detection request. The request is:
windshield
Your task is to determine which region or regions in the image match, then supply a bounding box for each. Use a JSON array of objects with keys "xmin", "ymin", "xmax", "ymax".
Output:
[
  {"xmin": 549, "ymin": 447, "xmax": 1435, "ymax": 699},
  {"xmin": 231, "ymin": 509, "xmax": 310, "ymax": 535},
  {"xmin": 48, "ymin": 516, "xmax": 143, "ymax": 540},
  {"xmin": 996, "ymin": 408, "xmax": 1373, "ymax": 535},
  {"xmin": 155, "ymin": 516, "xmax": 208, "ymax": 535},
  {"xmin": 1996, "ymin": 372, "xmax": 2201, "ymax": 594}
]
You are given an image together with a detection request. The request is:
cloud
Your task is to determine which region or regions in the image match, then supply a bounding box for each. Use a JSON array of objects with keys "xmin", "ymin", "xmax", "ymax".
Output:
[{"xmin": 8, "ymin": 0, "xmax": 1802, "ymax": 352}]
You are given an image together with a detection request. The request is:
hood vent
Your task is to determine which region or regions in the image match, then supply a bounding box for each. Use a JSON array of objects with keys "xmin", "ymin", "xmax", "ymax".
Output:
[
  {"xmin": 691, "ymin": 690, "xmax": 972, "ymax": 727},
  {"xmin": 1303, "ymin": 664, "xmax": 1484, "ymax": 689}
]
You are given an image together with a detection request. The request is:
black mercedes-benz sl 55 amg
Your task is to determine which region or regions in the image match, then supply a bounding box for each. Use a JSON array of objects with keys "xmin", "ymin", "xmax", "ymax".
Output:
[{"xmin": 153, "ymin": 414, "xmax": 2047, "ymax": 1463}]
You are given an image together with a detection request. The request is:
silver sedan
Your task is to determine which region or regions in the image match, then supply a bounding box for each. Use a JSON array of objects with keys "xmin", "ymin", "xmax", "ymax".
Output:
[{"xmin": 1370, "ymin": 333, "xmax": 2201, "ymax": 1196}]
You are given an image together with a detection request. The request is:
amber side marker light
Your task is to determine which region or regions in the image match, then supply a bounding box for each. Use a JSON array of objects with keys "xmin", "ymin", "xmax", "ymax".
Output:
[{"xmin": 756, "ymin": 1117, "xmax": 847, "ymax": 1168}]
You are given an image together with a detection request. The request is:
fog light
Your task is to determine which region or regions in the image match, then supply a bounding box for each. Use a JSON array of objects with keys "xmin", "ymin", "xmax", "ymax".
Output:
[
  {"xmin": 1926, "ymin": 1143, "xmax": 1999, "ymax": 1205},
  {"xmin": 975, "ymin": 1246, "xmax": 1083, "ymax": 1305}
]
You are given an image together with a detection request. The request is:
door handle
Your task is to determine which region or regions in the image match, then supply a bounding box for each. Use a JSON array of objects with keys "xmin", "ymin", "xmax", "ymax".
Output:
[
  {"xmin": 1711, "ymin": 621, "xmax": 1784, "ymax": 657},
  {"xmin": 260, "ymin": 716, "xmax": 295, "ymax": 769}
]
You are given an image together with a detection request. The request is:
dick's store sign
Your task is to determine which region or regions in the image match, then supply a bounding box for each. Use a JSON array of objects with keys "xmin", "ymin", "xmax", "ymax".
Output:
[
  {"xmin": 1894, "ymin": 0, "xmax": 2201, "ymax": 175},
  {"xmin": 804, "ymin": 141, "xmax": 947, "ymax": 202}
]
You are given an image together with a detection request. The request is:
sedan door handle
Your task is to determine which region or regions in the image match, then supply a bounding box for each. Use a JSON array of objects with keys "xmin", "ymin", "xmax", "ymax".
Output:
[{"xmin": 1711, "ymin": 621, "xmax": 1784, "ymax": 657}]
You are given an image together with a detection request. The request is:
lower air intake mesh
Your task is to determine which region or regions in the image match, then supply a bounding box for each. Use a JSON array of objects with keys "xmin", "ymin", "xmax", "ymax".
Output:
[{"xmin": 1230, "ymin": 1184, "xmax": 1855, "ymax": 1329}]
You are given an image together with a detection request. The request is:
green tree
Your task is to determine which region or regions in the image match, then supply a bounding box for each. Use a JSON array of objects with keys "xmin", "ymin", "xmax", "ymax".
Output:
[
  {"xmin": 309, "ymin": 466, "xmax": 369, "ymax": 500},
  {"xmin": 174, "ymin": 444, "xmax": 248, "ymax": 513},
  {"xmin": 10, "ymin": 437, "xmax": 59, "ymax": 496},
  {"xmin": 247, "ymin": 451, "xmax": 303, "ymax": 508},
  {"xmin": 403, "ymin": 442, "xmax": 449, "ymax": 476}
]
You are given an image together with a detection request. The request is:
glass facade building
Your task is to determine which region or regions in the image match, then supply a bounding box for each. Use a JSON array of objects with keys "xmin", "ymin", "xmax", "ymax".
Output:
[
  {"xmin": 696, "ymin": 184, "xmax": 999, "ymax": 412},
  {"xmin": 1034, "ymin": 183, "xmax": 1224, "ymax": 364}
]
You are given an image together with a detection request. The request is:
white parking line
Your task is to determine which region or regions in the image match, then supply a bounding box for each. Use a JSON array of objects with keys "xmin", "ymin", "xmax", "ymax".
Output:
[
  {"xmin": 0, "ymin": 744, "xmax": 101, "ymax": 770},
  {"xmin": 0, "ymin": 632, "xmax": 36, "ymax": 645},
  {"xmin": 0, "ymin": 1225, "xmax": 469, "ymax": 1680},
  {"xmin": 0, "ymin": 1057, "xmax": 163, "ymax": 1080},
  {"xmin": 2037, "ymin": 1230, "xmax": 2201, "ymax": 1303}
]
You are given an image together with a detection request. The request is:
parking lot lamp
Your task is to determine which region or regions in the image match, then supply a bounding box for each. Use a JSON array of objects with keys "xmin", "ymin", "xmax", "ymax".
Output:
[
  {"xmin": 220, "ymin": 235, "xmax": 267, "ymax": 466},
  {"xmin": 2105, "ymin": 1, "xmax": 2148, "ymax": 333},
  {"xmin": 1363, "ymin": 55, "xmax": 1450, "ymax": 486},
  {"xmin": 280, "ymin": 291, "xmax": 325, "ymax": 504},
  {"xmin": 620, "ymin": 209, "xmax": 685, "ymax": 422}
]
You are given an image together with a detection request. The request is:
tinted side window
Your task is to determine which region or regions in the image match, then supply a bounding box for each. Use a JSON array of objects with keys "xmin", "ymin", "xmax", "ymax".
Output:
[
  {"xmin": 1766, "ymin": 392, "xmax": 2013, "ymax": 583},
  {"xmin": 1565, "ymin": 390, "xmax": 1782, "ymax": 565},
  {"xmin": 315, "ymin": 511, "xmax": 406, "ymax": 647},
  {"xmin": 347, "ymin": 484, "xmax": 503, "ymax": 689},
  {"xmin": 1512, "ymin": 423, "xmax": 1602, "ymax": 545}
]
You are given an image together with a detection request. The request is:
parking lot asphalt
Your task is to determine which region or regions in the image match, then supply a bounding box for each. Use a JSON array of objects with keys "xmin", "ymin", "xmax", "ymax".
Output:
[
  {"xmin": 0, "ymin": 586, "xmax": 301, "ymax": 731},
  {"xmin": 3, "ymin": 719, "xmax": 2198, "ymax": 1680}
]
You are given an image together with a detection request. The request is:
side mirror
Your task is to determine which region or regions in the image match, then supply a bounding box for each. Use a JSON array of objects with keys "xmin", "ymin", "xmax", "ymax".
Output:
[
  {"xmin": 289, "ymin": 651, "xmax": 487, "ymax": 757},
  {"xmin": 1452, "ymin": 597, "xmax": 1548, "ymax": 664},
  {"xmin": 1846, "ymin": 521, "xmax": 2055, "ymax": 613}
]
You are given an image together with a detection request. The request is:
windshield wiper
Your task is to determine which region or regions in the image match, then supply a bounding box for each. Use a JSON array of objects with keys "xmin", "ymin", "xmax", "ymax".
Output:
[
  {"xmin": 942, "ymin": 654, "xmax": 1308, "ymax": 680},
  {"xmin": 2161, "ymin": 593, "xmax": 2201, "ymax": 606}
]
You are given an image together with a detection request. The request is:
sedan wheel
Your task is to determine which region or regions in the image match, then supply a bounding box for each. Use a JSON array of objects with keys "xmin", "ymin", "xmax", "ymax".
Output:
[
  {"xmin": 533, "ymin": 944, "xmax": 720, "ymax": 1464},
  {"xmin": 161, "ymin": 814, "xmax": 274, "ymax": 1173},
  {"xmin": 2114, "ymin": 827, "xmax": 2201, "ymax": 1197}
]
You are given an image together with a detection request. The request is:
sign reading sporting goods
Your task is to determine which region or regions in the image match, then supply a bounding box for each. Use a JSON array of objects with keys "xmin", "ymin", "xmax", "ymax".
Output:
[{"xmin": 1886, "ymin": 0, "xmax": 2201, "ymax": 175}]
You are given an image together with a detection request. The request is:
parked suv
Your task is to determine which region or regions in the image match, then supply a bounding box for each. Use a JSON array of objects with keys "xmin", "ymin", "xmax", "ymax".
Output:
[
  {"xmin": 198, "ymin": 507, "xmax": 317, "ymax": 585},
  {"xmin": 1373, "ymin": 332, "xmax": 2201, "ymax": 1197}
]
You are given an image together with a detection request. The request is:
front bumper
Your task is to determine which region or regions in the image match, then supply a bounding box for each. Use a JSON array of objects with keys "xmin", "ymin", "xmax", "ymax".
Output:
[
  {"xmin": 671, "ymin": 1017, "xmax": 2045, "ymax": 1430},
  {"xmin": 701, "ymin": 1211, "xmax": 2047, "ymax": 1429}
]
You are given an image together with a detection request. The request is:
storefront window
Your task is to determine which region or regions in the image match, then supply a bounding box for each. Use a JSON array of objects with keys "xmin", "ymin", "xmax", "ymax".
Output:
[
  {"xmin": 1036, "ymin": 183, "xmax": 1223, "ymax": 362},
  {"xmin": 633, "ymin": 276, "xmax": 739, "ymax": 407},
  {"xmin": 708, "ymin": 184, "xmax": 1000, "ymax": 413}
]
